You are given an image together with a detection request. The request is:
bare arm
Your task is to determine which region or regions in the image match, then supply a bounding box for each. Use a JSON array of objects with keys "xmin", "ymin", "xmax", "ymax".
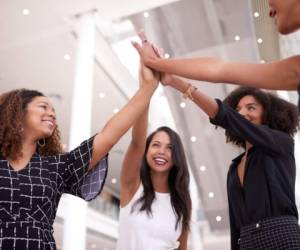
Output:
[
  {"xmin": 119, "ymin": 64, "xmax": 158, "ymax": 206},
  {"xmin": 166, "ymin": 75, "xmax": 219, "ymax": 118},
  {"xmin": 89, "ymin": 70, "xmax": 158, "ymax": 169},
  {"xmin": 177, "ymin": 228, "xmax": 188, "ymax": 250},
  {"xmin": 133, "ymin": 32, "xmax": 300, "ymax": 91}
]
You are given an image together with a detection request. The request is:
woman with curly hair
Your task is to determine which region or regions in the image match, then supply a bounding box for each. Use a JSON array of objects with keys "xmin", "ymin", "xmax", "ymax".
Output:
[
  {"xmin": 117, "ymin": 63, "xmax": 191, "ymax": 250},
  {"xmin": 0, "ymin": 64, "xmax": 158, "ymax": 250},
  {"xmin": 161, "ymin": 78, "xmax": 300, "ymax": 249}
]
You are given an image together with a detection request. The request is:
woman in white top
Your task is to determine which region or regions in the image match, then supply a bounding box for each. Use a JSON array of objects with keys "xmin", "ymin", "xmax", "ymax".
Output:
[{"xmin": 117, "ymin": 62, "xmax": 191, "ymax": 250}]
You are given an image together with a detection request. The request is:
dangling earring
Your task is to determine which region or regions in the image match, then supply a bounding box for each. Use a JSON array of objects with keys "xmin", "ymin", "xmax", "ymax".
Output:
[{"xmin": 37, "ymin": 138, "xmax": 46, "ymax": 147}]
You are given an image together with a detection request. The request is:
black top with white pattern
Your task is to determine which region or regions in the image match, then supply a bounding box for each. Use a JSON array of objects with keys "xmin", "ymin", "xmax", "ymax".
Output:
[{"xmin": 0, "ymin": 136, "xmax": 108, "ymax": 250}]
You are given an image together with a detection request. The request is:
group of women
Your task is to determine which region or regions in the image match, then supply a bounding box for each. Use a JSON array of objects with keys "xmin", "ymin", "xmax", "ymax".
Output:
[{"xmin": 1, "ymin": 0, "xmax": 300, "ymax": 249}]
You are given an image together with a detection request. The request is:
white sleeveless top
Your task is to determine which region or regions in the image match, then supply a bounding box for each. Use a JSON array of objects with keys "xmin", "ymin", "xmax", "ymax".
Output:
[{"xmin": 116, "ymin": 184, "xmax": 182, "ymax": 250}]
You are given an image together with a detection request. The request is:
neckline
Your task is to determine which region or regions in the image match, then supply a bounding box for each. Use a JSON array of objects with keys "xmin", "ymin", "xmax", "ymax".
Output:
[{"xmin": 7, "ymin": 152, "xmax": 37, "ymax": 173}]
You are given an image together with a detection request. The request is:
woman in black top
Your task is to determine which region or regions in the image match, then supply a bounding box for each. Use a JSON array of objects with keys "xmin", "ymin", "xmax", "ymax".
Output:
[
  {"xmin": 133, "ymin": 0, "xmax": 300, "ymax": 112},
  {"xmin": 156, "ymin": 76, "xmax": 300, "ymax": 249},
  {"xmin": 0, "ymin": 68, "xmax": 158, "ymax": 250}
]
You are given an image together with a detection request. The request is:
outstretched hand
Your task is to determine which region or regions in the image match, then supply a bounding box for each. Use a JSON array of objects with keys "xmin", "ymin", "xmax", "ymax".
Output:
[
  {"xmin": 139, "ymin": 62, "xmax": 159, "ymax": 89},
  {"xmin": 132, "ymin": 31, "xmax": 174, "ymax": 86}
]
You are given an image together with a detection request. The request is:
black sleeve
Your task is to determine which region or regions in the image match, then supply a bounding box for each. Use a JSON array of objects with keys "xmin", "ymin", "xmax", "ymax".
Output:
[
  {"xmin": 210, "ymin": 99, "xmax": 294, "ymax": 156},
  {"xmin": 228, "ymin": 200, "xmax": 240, "ymax": 250}
]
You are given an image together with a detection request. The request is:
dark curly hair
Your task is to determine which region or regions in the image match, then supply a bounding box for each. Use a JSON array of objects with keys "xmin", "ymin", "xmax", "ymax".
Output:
[
  {"xmin": 0, "ymin": 89, "xmax": 63, "ymax": 160},
  {"xmin": 223, "ymin": 87, "xmax": 299, "ymax": 148},
  {"xmin": 132, "ymin": 126, "xmax": 191, "ymax": 232}
]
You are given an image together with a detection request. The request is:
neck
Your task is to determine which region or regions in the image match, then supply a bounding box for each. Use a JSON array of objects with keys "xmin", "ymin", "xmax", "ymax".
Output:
[
  {"xmin": 150, "ymin": 172, "xmax": 169, "ymax": 193},
  {"xmin": 19, "ymin": 137, "xmax": 37, "ymax": 159},
  {"xmin": 245, "ymin": 141, "xmax": 252, "ymax": 152}
]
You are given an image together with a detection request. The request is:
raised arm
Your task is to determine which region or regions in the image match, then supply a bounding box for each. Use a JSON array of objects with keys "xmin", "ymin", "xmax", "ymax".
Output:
[
  {"xmin": 89, "ymin": 66, "xmax": 158, "ymax": 169},
  {"xmin": 120, "ymin": 64, "xmax": 158, "ymax": 206},
  {"xmin": 132, "ymin": 32, "xmax": 300, "ymax": 91}
]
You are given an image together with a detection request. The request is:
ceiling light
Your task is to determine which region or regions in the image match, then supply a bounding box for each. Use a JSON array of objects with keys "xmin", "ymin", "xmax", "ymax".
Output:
[
  {"xmin": 257, "ymin": 38, "xmax": 263, "ymax": 44},
  {"xmin": 254, "ymin": 12, "xmax": 260, "ymax": 18},
  {"xmin": 200, "ymin": 165, "xmax": 206, "ymax": 172},
  {"xmin": 111, "ymin": 178, "xmax": 117, "ymax": 184},
  {"xmin": 180, "ymin": 102, "xmax": 186, "ymax": 108},
  {"xmin": 22, "ymin": 9, "xmax": 29, "ymax": 15},
  {"xmin": 190, "ymin": 136, "xmax": 197, "ymax": 142},
  {"xmin": 260, "ymin": 60, "xmax": 265, "ymax": 63},
  {"xmin": 208, "ymin": 192, "xmax": 214, "ymax": 198},
  {"xmin": 164, "ymin": 53, "xmax": 170, "ymax": 58},
  {"xmin": 216, "ymin": 216, "xmax": 222, "ymax": 222},
  {"xmin": 113, "ymin": 108, "xmax": 119, "ymax": 114},
  {"xmin": 98, "ymin": 92, "xmax": 105, "ymax": 98},
  {"xmin": 234, "ymin": 35, "xmax": 240, "ymax": 41},
  {"xmin": 64, "ymin": 54, "xmax": 71, "ymax": 61},
  {"xmin": 143, "ymin": 12, "xmax": 149, "ymax": 18}
]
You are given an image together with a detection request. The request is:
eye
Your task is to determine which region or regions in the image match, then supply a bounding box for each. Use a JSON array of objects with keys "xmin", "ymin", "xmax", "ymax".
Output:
[
  {"xmin": 248, "ymin": 106, "xmax": 255, "ymax": 111},
  {"xmin": 39, "ymin": 105, "xmax": 47, "ymax": 109}
]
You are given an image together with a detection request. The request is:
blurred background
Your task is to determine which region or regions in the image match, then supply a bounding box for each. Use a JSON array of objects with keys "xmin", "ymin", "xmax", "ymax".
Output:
[{"xmin": 1, "ymin": 0, "xmax": 300, "ymax": 249}]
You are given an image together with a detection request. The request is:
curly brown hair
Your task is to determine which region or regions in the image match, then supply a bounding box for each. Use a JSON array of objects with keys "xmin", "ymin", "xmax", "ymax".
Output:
[
  {"xmin": 0, "ymin": 89, "xmax": 63, "ymax": 160},
  {"xmin": 223, "ymin": 87, "xmax": 300, "ymax": 148}
]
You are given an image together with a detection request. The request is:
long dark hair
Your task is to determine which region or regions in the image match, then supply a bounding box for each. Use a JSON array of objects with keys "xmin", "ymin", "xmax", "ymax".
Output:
[
  {"xmin": 133, "ymin": 126, "xmax": 191, "ymax": 232},
  {"xmin": 0, "ymin": 88, "xmax": 62, "ymax": 159},
  {"xmin": 224, "ymin": 87, "xmax": 299, "ymax": 147}
]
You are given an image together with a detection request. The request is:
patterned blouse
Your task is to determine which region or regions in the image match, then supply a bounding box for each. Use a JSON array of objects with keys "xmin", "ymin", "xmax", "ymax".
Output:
[{"xmin": 0, "ymin": 136, "xmax": 108, "ymax": 250}]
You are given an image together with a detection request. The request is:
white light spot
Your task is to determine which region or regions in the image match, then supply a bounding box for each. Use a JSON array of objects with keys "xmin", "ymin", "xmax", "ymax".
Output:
[
  {"xmin": 111, "ymin": 178, "xmax": 117, "ymax": 184},
  {"xmin": 143, "ymin": 12, "xmax": 149, "ymax": 18},
  {"xmin": 208, "ymin": 192, "xmax": 215, "ymax": 198},
  {"xmin": 164, "ymin": 53, "xmax": 170, "ymax": 58},
  {"xmin": 180, "ymin": 102, "xmax": 186, "ymax": 108},
  {"xmin": 257, "ymin": 38, "xmax": 263, "ymax": 44},
  {"xmin": 98, "ymin": 92, "xmax": 105, "ymax": 98},
  {"xmin": 190, "ymin": 136, "xmax": 197, "ymax": 142},
  {"xmin": 216, "ymin": 216, "xmax": 222, "ymax": 222},
  {"xmin": 234, "ymin": 35, "xmax": 240, "ymax": 41},
  {"xmin": 64, "ymin": 54, "xmax": 71, "ymax": 61},
  {"xmin": 200, "ymin": 165, "xmax": 206, "ymax": 172},
  {"xmin": 22, "ymin": 9, "xmax": 29, "ymax": 15},
  {"xmin": 113, "ymin": 108, "xmax": 119, "ymax": 114}
]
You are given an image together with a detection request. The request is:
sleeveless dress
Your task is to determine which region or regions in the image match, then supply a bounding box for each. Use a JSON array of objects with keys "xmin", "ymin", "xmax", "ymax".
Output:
[{"xmin": 117, "ymin": 184, "xmax": 182, "ymax": 250}]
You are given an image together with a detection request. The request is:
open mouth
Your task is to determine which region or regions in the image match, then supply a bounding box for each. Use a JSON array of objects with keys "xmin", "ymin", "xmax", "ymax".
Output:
[{"xmin": 154, "ymin": 157, "xmax": 168, "ymax": 166}]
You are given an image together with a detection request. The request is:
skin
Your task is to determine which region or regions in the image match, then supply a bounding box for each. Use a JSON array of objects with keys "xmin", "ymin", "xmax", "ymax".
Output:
[
  {"xmin": 120, "ymin": 63, "xmax": 188, "ymax": 249},
  {"xmin": 132, "ymin": 0, "xmax": 300, "ymax": 92},
  {"xmin": 235, "ymin": 95, "xmax": 264, "ymax": 186},
  {"xmin": 9, "ymin": 65, "xmax": 158, "ymax": 171}
]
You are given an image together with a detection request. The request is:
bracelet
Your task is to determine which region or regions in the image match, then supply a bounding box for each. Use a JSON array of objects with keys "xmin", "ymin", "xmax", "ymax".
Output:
[{"xmin": 182, "ymin": 83, "xmax": 197, "ymax": 101}]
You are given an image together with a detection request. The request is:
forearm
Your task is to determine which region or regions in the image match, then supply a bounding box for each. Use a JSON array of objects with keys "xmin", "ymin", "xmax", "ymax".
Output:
[
  {"xmin": 90, "ymin": 85, "xmax": 155, "ymax": 167},
  {"xmin": 131, "ymin": 105, "xmax": 149, "ymax": 147},
  {"xmin": 147, "ymin": 57, "xmax": 222, "ymax": 83},
  {"xmin": 169, "ymin": 76, "xmax": 219, "ymax": 118}
]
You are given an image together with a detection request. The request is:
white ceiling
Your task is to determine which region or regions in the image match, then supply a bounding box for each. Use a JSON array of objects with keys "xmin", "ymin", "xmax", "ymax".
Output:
[{"xmin": 0, "ymin": 0, "xmax": 277, "ymax": 246}]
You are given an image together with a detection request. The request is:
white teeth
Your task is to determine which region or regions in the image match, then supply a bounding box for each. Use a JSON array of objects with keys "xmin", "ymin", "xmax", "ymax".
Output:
[{"xmin": 154, "ymin": 157, "xmax": 167, "ymax": 165}]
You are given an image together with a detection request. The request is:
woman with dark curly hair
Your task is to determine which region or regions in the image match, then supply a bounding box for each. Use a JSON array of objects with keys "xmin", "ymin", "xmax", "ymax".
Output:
[
  {"xmin": 144, "ymin": 71, "xmax": 300, "ymax": 248},
  {"xmin": 116, "ymin": 63, "xmax": 191, "ymax": 250},
  {"xmin": 0, "ymin": 64, "xmax": 158, "ymax": 250}
]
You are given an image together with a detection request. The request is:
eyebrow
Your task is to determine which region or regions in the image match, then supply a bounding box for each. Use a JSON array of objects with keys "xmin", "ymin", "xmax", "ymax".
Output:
[
  {"xmin": 152, "ymin": 141, "xmax": 172, "ymax": 146},
  {"xmin": 237, "ymin": 103, "xmax": 259, "ymax": 108}
]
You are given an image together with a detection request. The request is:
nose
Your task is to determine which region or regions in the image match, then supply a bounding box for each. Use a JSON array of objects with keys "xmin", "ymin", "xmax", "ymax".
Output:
[
  {"xmin": 47, "ymin": 109, "xmax": 56, "ymax": 120},
  {"xmin": 238, "ymin": 107, "xmax": 247, "ymax": 118}
]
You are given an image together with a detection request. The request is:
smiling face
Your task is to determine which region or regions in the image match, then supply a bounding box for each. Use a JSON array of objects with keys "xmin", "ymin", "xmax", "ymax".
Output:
[
  {"xmin": 268, "ymin": 0, "xmax": 300, "ymax": 34},
  {"xmin": 236, "ymin": 95, "xmax": 264, "ymax": 125},
  {"xmin": 146, "ymin": 131, "xmax": 173, "ymax": 174},
  {"xmin": 22, "ymin": 96, "xmax": 57, "ymax": 141}
]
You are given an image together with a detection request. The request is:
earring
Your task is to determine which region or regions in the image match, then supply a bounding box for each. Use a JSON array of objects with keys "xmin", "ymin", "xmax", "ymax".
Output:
[{"xmin": 37, "ymin": 138, "xmax": 46, "ymax": 147}]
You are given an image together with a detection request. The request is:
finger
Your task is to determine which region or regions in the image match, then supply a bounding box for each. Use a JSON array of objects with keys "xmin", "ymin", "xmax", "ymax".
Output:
[
  {"xmin": 138, "ymin": 30, "xmax": 148, "ymax": 44},
  {"xmin": 131, "ymin": 41, "xmax": 142, "ymax": 55},
  {"xmin": 151, "ymin": 44, "xmax": 161, "ymax": 58}
]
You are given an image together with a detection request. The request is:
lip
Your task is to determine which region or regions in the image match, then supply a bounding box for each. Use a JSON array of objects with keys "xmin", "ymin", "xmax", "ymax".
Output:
[
  {"xmin": 42, "ymin": 119, "xmax": 55, "ymax": 128},
  {"xmin": 153, "ymin": 156, "xmax": 168, "ymax": 166}
]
